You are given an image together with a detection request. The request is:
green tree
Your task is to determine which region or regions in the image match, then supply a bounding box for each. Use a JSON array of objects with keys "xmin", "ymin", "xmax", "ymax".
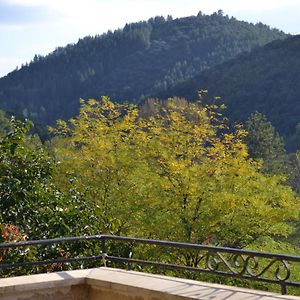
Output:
[
  {"xmin": 0, "ymin": 119, "xmax": 70, "ymax": 239},
  {"xmin": 245, "ymin": 112, "xmax": 289, "ymax": 175}
]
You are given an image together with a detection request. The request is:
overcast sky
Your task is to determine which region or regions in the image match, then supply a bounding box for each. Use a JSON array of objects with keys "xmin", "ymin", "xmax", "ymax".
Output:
[{"xmin": 1, "ymin": 0, "xmax": 299, "ymax": 77}]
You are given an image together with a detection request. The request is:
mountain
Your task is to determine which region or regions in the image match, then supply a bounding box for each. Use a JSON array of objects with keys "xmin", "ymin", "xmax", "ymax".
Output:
[
  {"xmin": 0, "ymin": 11, "xmax": 287, "ymax": 125},
  {"xmin": 161, "ymin": 35, "xmax": 300, "ymax": 150}
]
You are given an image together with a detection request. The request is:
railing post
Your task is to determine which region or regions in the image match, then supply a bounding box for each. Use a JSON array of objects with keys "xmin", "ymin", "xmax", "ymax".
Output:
[
  {"xmin": 101, "ymin": 237, "xmax": 107, "ymax": 267},
  {"xmin": 128, "ymin": 251, "xmax": 133, "ymax": 271},
  {"xmin": 281, "ymin": 283, "xmax": 287, "ymax": 295}
]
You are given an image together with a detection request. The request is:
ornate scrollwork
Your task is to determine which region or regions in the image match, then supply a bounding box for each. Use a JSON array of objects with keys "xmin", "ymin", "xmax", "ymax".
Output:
[
  {"xmin": 275, "ymin": 260, "xmax": 290, "ymax": 281},
  {"xmin": 205, "ymin": 251, "xmax": 221, "ymax": 271},
  {"xmin": 244, "ymin": 255, "xmax": 259, "ymax": 277},
  {"xmin": 201, "ymin": 250, "xmax": 291, "ymax": 285}
]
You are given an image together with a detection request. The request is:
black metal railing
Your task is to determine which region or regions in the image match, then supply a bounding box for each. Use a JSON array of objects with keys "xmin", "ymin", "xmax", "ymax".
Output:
[{"xmin": 1, "ymin": 235, "xmax": 300, "ymax": 295}]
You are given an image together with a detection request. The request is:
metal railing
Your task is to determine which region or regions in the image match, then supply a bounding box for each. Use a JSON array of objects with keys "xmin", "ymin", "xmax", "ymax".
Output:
[{"xmin": 1, "ymin": 235, "xmax": 300, "ymax": 295}]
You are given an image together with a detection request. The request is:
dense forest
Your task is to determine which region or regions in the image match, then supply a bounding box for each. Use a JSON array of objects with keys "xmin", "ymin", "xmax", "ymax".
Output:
[
  {"xmin": 162, "ymin": 35, "xmax": 300, "ymax": 151},
  {"xmin": 0, "ymin": 12, "xmax": 287, "ymax": 125}
]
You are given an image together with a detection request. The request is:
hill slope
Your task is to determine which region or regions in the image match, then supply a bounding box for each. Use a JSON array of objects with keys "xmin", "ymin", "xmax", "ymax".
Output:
[
  {"xmin": 162, "ymin": 35, "xmax": 300, "ymax": 149},
  {"xmin": 0, "ymin": 12, "xmax": 287, "ymax": 124}
]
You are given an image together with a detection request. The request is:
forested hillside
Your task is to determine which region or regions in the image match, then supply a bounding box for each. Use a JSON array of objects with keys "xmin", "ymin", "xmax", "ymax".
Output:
[
  {"xmin": 162, "ymin": 35, "xmax": 300, "ymax": 150},
  {"xmin": 0, "ymin": 11, "xmax": 286, "ymax": 124}
]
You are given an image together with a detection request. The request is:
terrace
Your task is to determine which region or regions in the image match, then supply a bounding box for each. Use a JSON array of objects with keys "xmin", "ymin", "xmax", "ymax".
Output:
[{"xmin": 1, "ymin": 235, "xmax": 300, "ymax": 300}]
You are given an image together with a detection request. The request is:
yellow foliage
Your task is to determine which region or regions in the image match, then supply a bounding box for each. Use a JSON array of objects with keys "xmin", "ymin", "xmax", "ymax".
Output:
[{"xmin": 51, "ymin": 96, "xmax": 299, "ymax": 248}]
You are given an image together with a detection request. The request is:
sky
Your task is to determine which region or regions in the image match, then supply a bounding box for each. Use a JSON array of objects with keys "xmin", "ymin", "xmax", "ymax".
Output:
[{"xmin": 1, "ymin": 0, "xmax": 300, "ymax": 77}]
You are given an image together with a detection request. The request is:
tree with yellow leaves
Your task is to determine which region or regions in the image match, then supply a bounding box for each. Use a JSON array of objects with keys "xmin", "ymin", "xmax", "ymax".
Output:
[
  {"xmin": 133, "ymin": 98, "xmax": 298, "ymax": 249},
  {"xmin": 51, "ymin": 96, "xmax": 299, "ymax": 252}
]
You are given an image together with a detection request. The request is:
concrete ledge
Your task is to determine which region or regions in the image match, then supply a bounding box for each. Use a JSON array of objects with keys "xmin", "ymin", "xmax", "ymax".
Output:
[
  {"xmin": 0, "ymin": 267, "xmax": 299, "ymax": 300},
  {"xmin": 0, "ymin": 269, "xmax": 89, "ymax": 300}
]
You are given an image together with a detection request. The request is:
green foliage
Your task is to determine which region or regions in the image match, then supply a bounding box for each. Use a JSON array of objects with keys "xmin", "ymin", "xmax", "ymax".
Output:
[
  {"xmin": 0, "ymin": 119, "xmax": 69, "ymax": 239},
  {"xmin": 245, "ymin": 112, "xmax": 290, "ymax": 175}
]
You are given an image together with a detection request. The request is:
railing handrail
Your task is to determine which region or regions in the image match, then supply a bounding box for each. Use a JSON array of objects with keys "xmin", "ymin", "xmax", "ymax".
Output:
[
  {"xmin": 0, "ymin": 235, "xmax": 103, "ymax": 249},
  {"xmin": 1, "ymin": 234, "xmax": 299, "ymax": 261},
  {"xmin": 1, "ymin": 234, "xmax": 300, "ymax": 295}
]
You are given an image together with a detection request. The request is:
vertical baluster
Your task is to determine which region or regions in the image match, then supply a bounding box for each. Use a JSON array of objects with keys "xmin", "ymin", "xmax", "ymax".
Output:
[{"xmin": 101, "ymin": 237, "xmax": 107, "ymax": 267}]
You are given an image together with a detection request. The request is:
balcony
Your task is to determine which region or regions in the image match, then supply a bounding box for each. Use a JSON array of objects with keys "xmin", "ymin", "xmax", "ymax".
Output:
[{"xmin": 1, "ymin": 235, "xmax": 300, "ymax": 299}]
